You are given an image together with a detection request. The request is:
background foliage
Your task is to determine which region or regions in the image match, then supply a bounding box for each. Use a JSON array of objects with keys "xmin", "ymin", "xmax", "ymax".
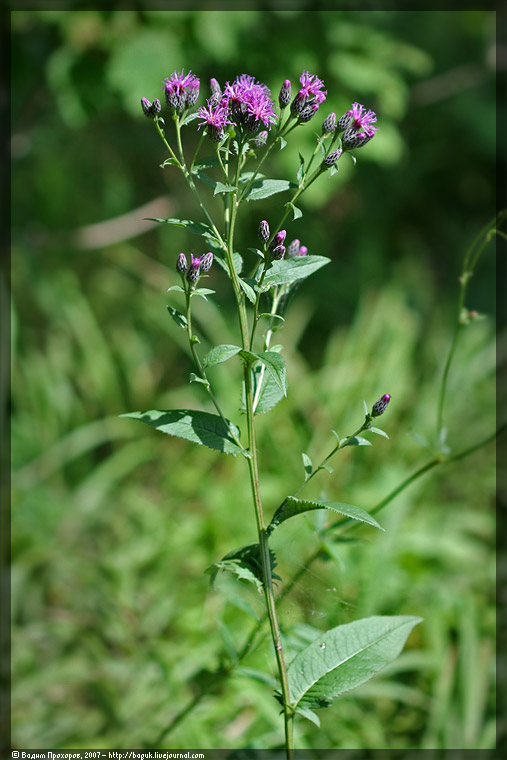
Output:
[{"xmin": 11, "ymin": 8, "xmax": 497, "ymax": 750}]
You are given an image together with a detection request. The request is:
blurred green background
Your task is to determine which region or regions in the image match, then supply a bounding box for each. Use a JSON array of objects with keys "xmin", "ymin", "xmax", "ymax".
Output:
[{"xmin": 11, "ymin": 8, "xmax": 497, "ymax": 751}]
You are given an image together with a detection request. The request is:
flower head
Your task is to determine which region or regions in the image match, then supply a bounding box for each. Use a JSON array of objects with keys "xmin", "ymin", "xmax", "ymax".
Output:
[
  {"xmin": 223, "ymin": 74, "xmax": 277, "ymax": 131},
  {"xmin": 197, "ymin": 98, "xmax": 233, "ymax": 141},
  {"xmin": 141, "ymin": 97, "xmax": 161, "ymax": 118},
  {"xmin": 371, "ymin": 394, "xmax": 391, "ymax": 417},
  {"xmin": 164, "ymin": 69, "xmax": 200, "ymax": 111},
  {"xmin": 338, "ymin": 102, "xmax": 378, "ymax": 148},
  {"xmin": 291, "ymin": 71, "xmax": 326, "ymax": 119},
  {"xmin": 299, "ymin": 71, "xmax": 327, "ymax": 100}
]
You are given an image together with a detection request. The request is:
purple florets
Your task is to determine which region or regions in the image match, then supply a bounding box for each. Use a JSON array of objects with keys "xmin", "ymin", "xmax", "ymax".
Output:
[
  {"xmin": 223, "ymin": 74, "xmax": 277, "ymax": 132},
  {"xmin": 164, "ymin": 69, "xmax": 200, "ymax": 112},
  {"xmin": 338, "ymin": 102, "xmax": 378, "ymax": 148},
  {"xmin": 197, "ymin": 98, "xmax": 233, "ymax": 141},
  {"xmin": 291, "ymin": 70, "xmax": 327, "ymax": 119}
]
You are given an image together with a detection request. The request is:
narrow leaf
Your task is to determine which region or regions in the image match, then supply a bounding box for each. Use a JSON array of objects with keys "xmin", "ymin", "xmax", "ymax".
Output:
[
  {"xmin": 239, "ymin": 277, "xmax": 258, "ymax": 304},
  {"xmin": 295, "ymin": 706, "xmax": 321, "ymax": 727},
  {"xmin": 244, "ymin": 178, "xmax": 295, "ymax": 202},
  {"xmin": 167, "ymin": 285, "xmax": 186, "ymax": 293},
  {"xmin": 203, "ymin": 344, "xmax": 242, "ymax": 369},
  {"xmin": 278, "ymin": 136, "xmax": 287, "ymax": 150},
  {"xmin": 166, "ymin": 306, "xmax": 187, "ymax": 329},
  {"xmin": 343, "ymin": 436, "xmax": 372, "ymax": 447},
  {"xmin": 369, "ymin": 426, "xmax": 389, "ymax": 439},
  {"xmin": 121, "ymin": 409, "xmax": 246, "ymax": 457},
  {"xmin": 302, "ymin": 453, "xmax": 313, "ymax": 478},
  {"xmin": 260, "ymin": 256, "xmax": 330, "ymax": 290},
  {"xmin": 286, "ymin": 202, "xmax": 303, "ymax": 220},
  {"xmin": 287, "ymin": 616, "xmax": 422, "ymax": 708},
  {"xmin": 160, "ymin": 157, "xmax": 179, "ymax": 168},
  {"xmin": 148, "ymin": 217, "xmax": 220, "ymax": 248},
  {"xmin": 189, "ymin": 373, "xmax": 209, "ymax": 386},
  {"xmin": 267, "ymin": 496, "xmax": 383, "ymax": 535}
]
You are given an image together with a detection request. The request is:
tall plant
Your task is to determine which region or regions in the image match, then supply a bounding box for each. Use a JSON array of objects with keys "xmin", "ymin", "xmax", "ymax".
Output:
[{"xmin": 127, "ymin": 69, "xmax": 422, "ymax": 755}]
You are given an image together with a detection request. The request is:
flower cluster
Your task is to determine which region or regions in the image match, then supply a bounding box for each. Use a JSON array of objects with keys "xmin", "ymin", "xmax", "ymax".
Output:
[
  {"xmin": 176, "ymin": 252, "xmax": 214, "ymax": 289},
  {"xmin": 197, "ymin": 73, "xmax": 277, "ymax": 139},
  {"xmin": 164, "ymin": 69, "xmax": 200, "ymax": 112},
  {"xmin": 258, "ymin": 221, "xmax": 308, "ymax": 260}
]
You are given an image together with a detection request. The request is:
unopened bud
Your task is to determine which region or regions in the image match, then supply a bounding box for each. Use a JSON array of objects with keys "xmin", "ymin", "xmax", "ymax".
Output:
[
  {"xmin": 177, "ymin": 252, "xmax": 188, "ymax": 274},
  {"xmin": 200, "ymin": 251, "xmax": 213, "ymax": 273},
  {"xmin": 342, "ymin": 128, "xmax": 374, "ymax": 150},
  {"xmin": 252, "ymin": 130, "xmax": 268, "ymax": 148},
  {"xmin": 258, "ymin": 220, "xmax": 270, "ymax": 244},
  {"xmin": 322, "ymin": 112, "xmax": 337, "ymax": 134},
  {"xmin": 323, "ymin": 149, "xmax": 343, "ymax": 167},
  {"xmin": 141, "ymin": 97, "xmax": 160, "ymax": 118},
  {"xmin": 337, "ymin": 112, "xmax": 352, "ymax": 131},
  {"xmin": 186, "ymin": 81, "xmax": 200, "ymax": 107},
  {"xmin": 186, "ymin": 255, "xmax": 201, "ymax": 284},
  {"xmin": 210, "ymin": 78, "xmax": 222, "ymax": 98},
  {"xmin": 286, "ymin": 239, "xmax": 300, "ymax": 257},
  {"xmin": 297, "ymin": 245, "xmax": 308, "ymax": 256},
  {"xmin": 299, "ymin": 102, "xmax": 319, "ymax": 123},
  {"xmin": 271, "ymin": 245, "xmax": 286, "ymax": 260},
  {"xmin": 290, "ymin": 90, "xmax": 307, "ymax": 116},
  {"xmin": 279, "ymin": 80, "xmax": 291, "ymax": 109},
  {"xmin": 270, "ymin": 230, "xmax": 287, "ymax": 251},
  {"xmin": 372, "ymin": 394, "xmax": 391, "ymax": 417}
]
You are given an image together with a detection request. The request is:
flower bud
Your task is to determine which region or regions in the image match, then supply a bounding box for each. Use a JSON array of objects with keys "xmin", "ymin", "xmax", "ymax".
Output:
[
  {"xmin": 176, "ymin": 252, "xmax": 188, "ymax": 274},
  {"xmin": 210, "ymin": 78, "xmax": 222, "ymax": 98},
  {"xmin": 372, "ymin": 394, "xmax": 391, "ymax": 417},
  {"xmin": 286, "ymin": 239, "xmax": 300, "ymax": 257},
  {"xmin": 270, "ymin": 230, "xmax": 287, "ymax": 251},
  {"xmin": 297, "ymin": 245, "xmax": 308, "ymax": 256},
  {"xmin": 342, "ymin": 128, "xmax": 374, "ymax": 150},
  {"xmin": 200, "ymin": 251, "xmax": 213, "ymax": 273},
  {"xmin": 258, "ymin": 220, "xmax": 270, "ymax": 244},
  {"xmin": 186, "ymin": 255, "xmax": 201, "ymax": 285},
  {"xmin": 337, "ymin": 112, "xmax": 352, "ymax": 131},
  {"xmin": 322, "ymin": 112, "xmax": 337, "ymax": 134},
  {"xmin": 271, "ymin": 245, "xmax": 286, "ymax": 260},
  {"xmin": 323, "ymin": 148, "xmax": 343, "ymax": 167},
  {"xmin": 210, "ymin": 126, "xmax": 226, "ymax": 143},
  {"xmin": 186, "ymin": 81, "xmax": 200, "ymax": 107},
  {"xmin": 279, "ymin": 80, "xmax": 291, "ymax": 109},
  {"xmin": 299, "ymin": 102, "xmax": 319, "ymax": 123},
  {"xmin": 290, "ymin": 90, "xmax": 307, "ymax": 116},
  {"xmin": 252, "ymin": 130, "xmax": 268, "ymax": 148},
  {"xmin": 141, "ymin": 97, "xmax": 160, "ymax": 118}
]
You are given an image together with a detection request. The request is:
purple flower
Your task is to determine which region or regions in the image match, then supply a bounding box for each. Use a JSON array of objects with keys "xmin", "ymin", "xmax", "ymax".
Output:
[
  {"xmin": 291, "ymin": 70, "xmax": 326, "ymax": 119},
  {"xmin": 372, "ymin": 394, "xmax": 391, "ymax": 417},
  {"xmin": 186, "ymin": 254, "xmax": 201, "ymax": 285},
  {"xmin": 223, "ymin": 74, "xmax": 277, "ymax": 131},
  {"xmin": 299, "ymin": 71, "xmax": 327, "ymax": 100},
  {"xmin": 338, "ymin": 103, "xmax": 378, "ymax": 148},
  {"xmin": 270, "ymin": 230, "xmax": 286, "ymax": 251},
  {"xmin": 197, "ymin": 98, "xmax": 233, "ymax": 141},
  {"xmin": 164, "ymin": 69, "xmax": 200, "ymax": 112},
  {"xmin": 348, "ymin": 102, "xmax": 377, "ymax": 131},
  {"xmin": 342, "ymin": 127, "xmax": 376, "ymax": 150}
]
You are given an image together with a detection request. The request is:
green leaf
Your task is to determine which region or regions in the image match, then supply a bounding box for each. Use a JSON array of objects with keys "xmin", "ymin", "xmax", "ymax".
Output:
[
  {"xmin": 192, "ymin": 287, "xmax": 215, "ymax": 301},
  {"xmin": 369, "ymin": 426, "xmax": 389, "ymax": 439},
  {"xmin": 203, "ymin": 344, "xmax": 242, "ymax": 369},
  {"xmin": 287, "ymin": 615, "xmax": 422, "ymax": 709},
  {"xmin": 181, "ymin": 111, "xmax": 199, "ymax": 126},
  {"xmin": 166, "ymin": 306, "xmax": 187, "ymax": 329},
  {"xmin": 241, "ymin": 350, "xmax": 287, "ymax": 397},
  {"xmin": 242, "ymin": 365, "xmax": 285, "ymax": 415},
  {"xmin": 247, "ymin": 247, "xmax": 265, "ymax": 260},
  {"xmin": 214, "ymin": 181, "xmax": 237, "ymax": 196},
  {"xmin": 191, "ymin": 156, "xmax": 220, "ymax": 171},
  {"xmin": 194, "ymin": 171, "xmax": 217, "ymax": 191},
  {"xmin": 239, "ymin": 171, "xmax": 266, "ymax": 184},
  {"xmin": 295, "ymin": 706, "xmax": 321, "ymax": 727},
  {"xmin": 214, "ymin": 250, "xmax": 243, "ymax": 277},
  {"xmin": 302, "ymin": 453, "xmax": 313, "ymax": 478},
  {"xmin": 343, "ymin": 436, "xmax": 372, "ymax": 447},
  {"xmin": 167, "ymin": 285, "xmax": 186, "ymax": 294},
  {"xmin": 286, "ymin": 201, "xmax": 303, "ymax": 220},
  {"xmin": 206, "ymin": 543, "xmax": 280, "ymax": 589},
  {"xmin": 257, "ymin": 313, "xmax": 285, "ymax": 326},
  {"xmin": 259, "ymin": 256, "xmax": 331, "ymax": 290},
  {"xmin": 148, "ymin": 217, "xmax": 220, "ymax": 248},
  {"xmin": 244, "ymin": 178, "xmax": 296, "ymax": 202},
  {"xmin": 189, "ymin": 373, "xmax": 209, "ymax": 386},
  {"xmin": 267, "ymin": 496, "xmax": 384, "ymax": 535},
  {"xmin": 238, "ymin": 277, "xmax": 258, "ymax": 304},
  {"xmin": 121, "ymin": 409, "xmax": 246, "ymax": 457},
  {"xmin": 278, "ymin": 136, "xmax": 287, "ymax": 150},
  {"xmin": 296, "ymin": 153, "xmax": 305, "ymax": 184},
  {"xmin": 160, "ymin": 157, "xmax": 179, "ymax": 169}
]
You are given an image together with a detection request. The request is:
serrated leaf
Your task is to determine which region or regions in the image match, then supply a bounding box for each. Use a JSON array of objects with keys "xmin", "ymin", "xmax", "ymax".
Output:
[
  {"xmin": 286, "ymin": 202, "xmax": 303, "ymax": 220},
  {"xmin": 369, "ymin": 426, "xmax": 389, "ymax": 439},
  {"xmin": 166, "ymin": 306, "xmax": 187, "ymax": 329},
  {"xmin": 239, "ymin": 171, "xmax": 266, "ymax": 184},
  {"xmin": 343, "ymin": 436, "xmax": 372, "ymax": 447},
  {"xmin": 302, "ymin": 453, "xmax": 313, "ymax": 477},
  {"xmin": 287, "ymin": 616, "xmax": 422, "ymax": 709},
  {"xmin": 214, "ymin": 181, "xmax": 237, "ymax": 196},
  {"xmin": 203, "ymin": 344, "xmax": 242, "ymax": 369},
  {"xmin": 244, "ymin": 178, "xmax": 295, "ymax": 201},
  {"xmin": 243, "ymin": 366, "xmax": 285, "ymax": 415},
  {"xmin": 241, "ymin": 350, "xmax": 287, "ymax": 397},
  {"xmin": 259, "ymin": 256, "xmax": 330, "ymax": 290},
  {"xmin": 238, "ymin": 277, "xmax": 258, "ymax": 304},
  {"xmin": 121, "ymin": 409, "xmax": 246, "ymax": 457},
  {"xmin": 267, "ymin": 496, "xmax": 383, "ymax": 535},
  {"xmin": 191, "ymin": 156, "xmax": 220, "ymax": 171},
  {"xmin": 207, "ymin": 558, "xmax": 263, "ymax": 592}
]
